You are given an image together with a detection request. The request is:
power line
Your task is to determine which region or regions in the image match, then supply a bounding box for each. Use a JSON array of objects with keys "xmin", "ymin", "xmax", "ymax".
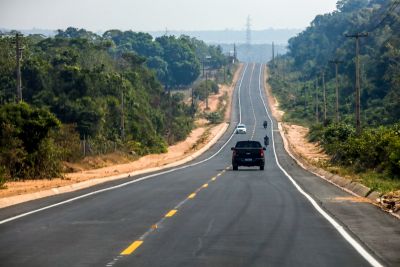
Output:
[{"xmin": 367, "ymin": 0, "xmax": 400, "ymax": 32}]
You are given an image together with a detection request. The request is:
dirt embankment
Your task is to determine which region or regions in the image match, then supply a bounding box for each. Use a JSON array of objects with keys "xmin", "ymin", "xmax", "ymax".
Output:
[
  {"xmin": 0, "ymin": 64, "xmax": 243, "ymax": 200},
  {"xmin": 264, "ymin": 67, "xmax": 400, "ymax": 215},
  {"xmin": 264, "ymin": 67, "xmax": 329, "ymax": 163}
]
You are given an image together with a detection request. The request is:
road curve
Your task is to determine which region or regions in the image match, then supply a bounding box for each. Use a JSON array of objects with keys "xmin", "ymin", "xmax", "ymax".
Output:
[{"xmin": 0, "ymin": 63, "xmax": 399, "ymax": 267}]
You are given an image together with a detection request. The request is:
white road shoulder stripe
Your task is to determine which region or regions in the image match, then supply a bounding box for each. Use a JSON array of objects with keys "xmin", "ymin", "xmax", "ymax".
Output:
[
  {"xmin": 0, "ymin": 64, "xmax": 250, "ymax": 225},
  {"xmin": 257, "ymin": 64, "xmax": 383, "ymax": 267}
]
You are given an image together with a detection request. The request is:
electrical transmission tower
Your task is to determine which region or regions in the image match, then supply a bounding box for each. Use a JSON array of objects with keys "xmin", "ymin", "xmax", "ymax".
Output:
[{"xmin": 246, "ymin": 15, "xmax": 251, "ymax": 62}]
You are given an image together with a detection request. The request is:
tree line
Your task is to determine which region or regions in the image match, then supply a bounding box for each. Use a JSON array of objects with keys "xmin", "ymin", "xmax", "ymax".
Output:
[
  {"xmin": 268, "ymin": 0, "xmax": 400, "ymax": 189},
  {"xmin": 0, "ymin": 28, "xmax": 230, "ymax": 183}
]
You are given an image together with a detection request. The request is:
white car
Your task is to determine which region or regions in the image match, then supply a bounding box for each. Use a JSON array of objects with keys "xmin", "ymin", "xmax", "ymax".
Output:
[{"xmin": 235, "ymin": 123, "xmax": 247, "ymax": 134}]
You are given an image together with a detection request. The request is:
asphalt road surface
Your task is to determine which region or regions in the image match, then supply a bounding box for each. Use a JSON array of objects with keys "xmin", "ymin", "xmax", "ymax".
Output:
[{"xmin": 0, "ymin": 63, "xmax": 399, "ymax": 267}]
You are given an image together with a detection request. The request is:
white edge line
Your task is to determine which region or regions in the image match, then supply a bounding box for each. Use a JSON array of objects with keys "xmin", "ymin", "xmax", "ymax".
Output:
[
  {"xmin": 257, "ymin": 64, "xmax": 383, "ymax": 267},
  {"xmin": 0, "ymin": 63, "xmax": 249, "ymax": 225},
  {"xmin": 237, "ymin": 63, "xmax": 248, "ymax": 124}
]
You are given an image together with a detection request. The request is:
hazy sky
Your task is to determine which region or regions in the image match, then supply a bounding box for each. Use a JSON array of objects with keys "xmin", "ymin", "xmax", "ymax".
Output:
[{"xmin": 0, "ymin": 0, "xmax": 338, "ymax": 31}]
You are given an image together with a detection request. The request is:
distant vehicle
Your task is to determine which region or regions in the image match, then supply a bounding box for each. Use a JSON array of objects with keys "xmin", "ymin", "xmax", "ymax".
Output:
[
  {"xmin": 263, "ymin": 120, "xmax": 268, "ymax": 129},
  {"xmin": 235, "ymin": 123, "xmax": 247, "ymax": 134},
  {"xmin": 231, "ymin": 140, "xmax": 266, "ymax": 170},
  {"xmin": 264, "ymin": 135, "xmax": 270, "ymax": 146}
]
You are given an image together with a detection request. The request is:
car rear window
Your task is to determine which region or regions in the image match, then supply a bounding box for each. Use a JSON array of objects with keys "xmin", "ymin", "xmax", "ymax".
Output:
[{"xmin": 235, "ymin": 141, "xmax": 262, "ymax": 148}]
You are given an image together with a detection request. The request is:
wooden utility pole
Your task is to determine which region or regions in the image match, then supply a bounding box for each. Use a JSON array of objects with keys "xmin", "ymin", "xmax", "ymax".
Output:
[
  {"xmin": 233, "ymin": 43, "xmax": 237, "ymax": 63},
  {"xmin": 202, "ymin": 58, "xmax": 205, "ymax": 77},
  {"xmin": 272, "ymin": 41, "xmax": 275, "ymax": 66},
  {"xmin": 191, "ymin": 86, "xmax": 195, "ymax": 118},
  {"xmin": 329, "ymin": 59, "xmax": 343, "ymax": 123},
  {"xmin": 15, "ymin": 33, "xmax": 23, "ymax": 102},
  {"xmin": 223, "ymin": 65, "xmax": 226, "ymax": 83},
  {"xmin": 120, "ymin": 75, "xmax": 125, "ymax": 141},
  {"xmin": 303, "ymin": 83, "xmax": 307, "ymax": 111},
  {"xmin": 205, "ymin": 72, "xmax": 209, "ymax": 110},
  {"xmin": 345, "ymin": 32, "xmax": 368, "ymax": 134},
  {"xmin": 315, "ymin": 77, "xmax": 319, "ymax": 124},
  {"xmin": 321, "ymin": 69, "xmax": 327, "ymax": 125}
]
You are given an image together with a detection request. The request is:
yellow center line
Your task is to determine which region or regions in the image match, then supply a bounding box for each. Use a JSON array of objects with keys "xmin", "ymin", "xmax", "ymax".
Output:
[
  {"xmin": 119, "ymin": 171, "xmax": 226, "ymax": 259},
  {"xmin": 120, "ymin": 240, "xmax": 143, "ymax": 255},
  {"xmin": 165, "ymin": 209, "xmax": 177, "ymax": 217}
]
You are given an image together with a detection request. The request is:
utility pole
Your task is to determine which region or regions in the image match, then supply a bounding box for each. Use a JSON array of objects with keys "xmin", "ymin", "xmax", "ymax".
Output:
[
  {"xmin": 191, "ymin": 86, "xmax": 195, "ymax": 118},
  {"xmin": 329, "ymin": 59, "xmax": 343, "ymax": 123},
  {"xmin": 15, "ymin": 33, "xmax": 23, "ymax": 102},
  {"xmin": 345, "ymin": 32, "xmax": 368, "ymax": 134},
  {"xmin": 205, "ymin": 72, "xmax": 209, "ymax": 110},
  {"xmin": 120, "ymin": 75, "xmax": 125, "ymax": 141},
  {"xmin": 303, "ymin": 83, "xmax": 307, "ymax": 111},
  {"xmin": 315, "ymin": 77, "xmax": 319, "ymax": 124},
  {"xmin": 321, "ymin": 69, "xmax": 327, "ymax": 125},
  {"xmin": 233, "ymin": 43, "xmax": 237, "ymax": 63},
  {"xmin": 272, "ymin": 41, "xmax": 275, "ymax": 66},
  {"xmin": 202, "ymin": 57, "xmax": 205, "ymax": 77},
  {"xmin": 223, "ymin": 65, "xmax": 226, "ymax": 83}
]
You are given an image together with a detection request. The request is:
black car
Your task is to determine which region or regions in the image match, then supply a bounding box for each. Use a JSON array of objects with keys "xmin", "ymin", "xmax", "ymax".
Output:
[{"xmin": 231, "ymin": 140, "xmax": 266, "ymax": 170}]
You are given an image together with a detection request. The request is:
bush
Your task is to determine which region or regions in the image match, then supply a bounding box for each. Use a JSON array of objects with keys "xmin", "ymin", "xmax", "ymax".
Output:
[
  {"xmin": 206, "ymin": 111, "xmax": 223, "ymax": 124},
  {"xmin": 0, "ymin": 103, "xmax": 62, "ymax": 180},
  {"xmin": 0, "ymin": 165, "xmax": 7, "ymax": 188},
  {"xmin": 308, "ymin": 123, "xmax": 324, "ymax": 142},
  {"xmin": 309, "ymin": 122, "xmax": 400, "ymax": 178},
  {"xmin": 193, "ymin": 80, "xmax": 219, "ymax": 100},
  {"xmin": 52, "ymin": 124, "xmax": 82, "ymax": 162}
]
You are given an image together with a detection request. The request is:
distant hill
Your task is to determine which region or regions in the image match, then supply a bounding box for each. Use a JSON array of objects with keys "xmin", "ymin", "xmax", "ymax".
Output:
[
  {"xmin": 149, "ymin": 29, "xmax": 301, "ymax": 45},
  {"xmin": 219, "ymin": 43, "xmax": 287, "ymax": 63},
  {"xmin": 0, "ymin": 28, "xmax": 57, "ymax": 36},
  {"xmin": 1, "ymin": 28, "xmax": 300, "ymax": 45},
  {"xmin": 0, "ymin": 28, "xmax": 293, "ymax": 63}
]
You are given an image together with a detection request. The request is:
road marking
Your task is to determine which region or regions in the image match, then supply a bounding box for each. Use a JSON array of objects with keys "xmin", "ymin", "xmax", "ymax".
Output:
[
  {"xmin": 238, "ymin": 64, "xmax": 249, "ymax": 123},
  {"xmin": 247, "ymin": 64, "xmax": 257, "ymax": 141},
  {"xmin": 257, "ymin": 64, "xmax": 383, "ymax": 267},
  {"xmin": 165, "ymin": 209, "xmax": 177, "ymax": 217},
  {"xmin": 104, "ymin": 65, "xmax": 253, "ymax": 264},
  {"xmin": 0, "ymin": 64, "xmax": 250, "ymax": 226},
  {"xmin": 120, "ymin": 240, "xmax": 143, "ymax": 255},
  {"xmin": 115, "ymin": 169, "xmax": 227, "ymax": 262}
]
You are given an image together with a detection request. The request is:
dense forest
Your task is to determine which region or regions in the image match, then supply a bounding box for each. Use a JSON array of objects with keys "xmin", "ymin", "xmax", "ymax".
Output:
[
  {"xmin": 0, "ymin": 28, "xmax": 230, "ymax": 182},
  {"xmin": 268, "ymin": 0, "xmax": 400, "ymax": 190}
]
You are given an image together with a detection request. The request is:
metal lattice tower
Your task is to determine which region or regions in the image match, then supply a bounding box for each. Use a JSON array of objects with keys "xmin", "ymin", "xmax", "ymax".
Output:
[{"xmin": 246, "ymin": 15, "xmax": 251, "ymax": 62}]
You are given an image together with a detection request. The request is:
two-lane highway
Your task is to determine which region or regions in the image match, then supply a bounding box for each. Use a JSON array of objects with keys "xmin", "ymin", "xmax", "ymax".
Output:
[{"xmin": 0, "ymin": 63, "xmax": 395, "ymax": 266}]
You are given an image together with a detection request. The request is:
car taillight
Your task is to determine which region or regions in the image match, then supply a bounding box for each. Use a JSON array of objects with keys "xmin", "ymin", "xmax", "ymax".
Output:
[{"xmin": 260, "ymin": 149, "xmax": 264, "ymax": 157}]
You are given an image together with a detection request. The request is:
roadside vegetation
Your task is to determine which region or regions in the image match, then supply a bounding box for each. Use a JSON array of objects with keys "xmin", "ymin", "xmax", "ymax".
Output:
[
  {"xmin": 268, "ymin": 0, "xmax": 400, "ymax": 192},
  {"xmin": 0, "ymin": 27, "xmax": 232, "ymax": 185}
]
